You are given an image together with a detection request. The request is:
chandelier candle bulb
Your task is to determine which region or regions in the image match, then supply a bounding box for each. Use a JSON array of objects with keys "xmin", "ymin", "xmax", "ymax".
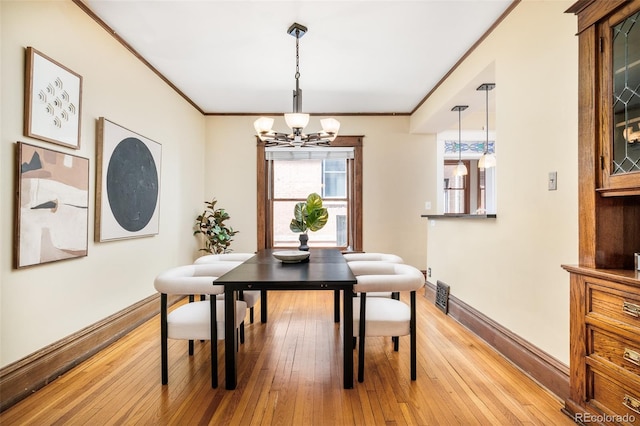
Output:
[
  {"xmin": 321, "ymin": 118, "xmax": 340, "ymax": 138},
  {"xmin": 254, "ymin": 117, "xmax": 274, "ymax": 140},
  {"xmin": 284, "ymin": 113, "xmax": 310, "ymax": 130}
]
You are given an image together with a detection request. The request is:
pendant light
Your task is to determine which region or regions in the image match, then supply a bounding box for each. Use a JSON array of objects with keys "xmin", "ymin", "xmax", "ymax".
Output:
[
  {"xmin": 452, "ymin": 105, "xmax": 468, "ymax": 176},
  {"xmin": 477, "ymin": 83, "xmax": 496, "ymax": 169}
]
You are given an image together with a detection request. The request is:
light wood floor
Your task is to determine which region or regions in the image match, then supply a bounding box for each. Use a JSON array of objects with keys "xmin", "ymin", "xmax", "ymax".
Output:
[{"xmin": 0, "ymin": 291, "xmax": 574, "ymax": 425}]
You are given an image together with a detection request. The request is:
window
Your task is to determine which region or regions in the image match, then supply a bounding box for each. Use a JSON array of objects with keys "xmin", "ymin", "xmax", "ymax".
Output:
[
  {"xmin": 443, "ymin": 160, "xmax": 469, "ymax": 214},
  {"xmin": 270, "ymin": 157, "xmax": 347, "ymax": 247},
  {"xmin": 322, "ymin": 159, "xmax": 347, "ymax": 198},
  {"xmin": 257, "ymin": 136, "xmax": 363, "ymax": 251},
  {"xmin": 439, "ymin": 136, "xmax": 496, "ymax": 215}
]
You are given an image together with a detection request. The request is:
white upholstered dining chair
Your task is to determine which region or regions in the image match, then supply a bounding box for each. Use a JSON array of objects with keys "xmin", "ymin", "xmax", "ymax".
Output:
[
  {"xmin": 194, "ymin": 252, "xmax": 261, "ymax": 323},
  {"xmin": 344, "ymin": 252, "xmax": 405, "ymax": 347},
  {"xmin": 347, "ymin": 261, "xmax": 425, "ymax": 383},
  {"xmin": 342, "ymin": 252, "xmax": 404, "ymax": 263},
  {"xmin": 153, "ymin": 262, "xmax": 247, "ymax": 388}
]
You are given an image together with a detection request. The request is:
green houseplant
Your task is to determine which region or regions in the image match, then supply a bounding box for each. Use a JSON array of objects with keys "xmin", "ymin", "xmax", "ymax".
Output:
[
  {"xmin": 289, "ymin": 192, "xmax": 329, "ymax": 251},
  {"xmin": 194, "ymin": 198, "xmax": 239, "ymax": 254}
]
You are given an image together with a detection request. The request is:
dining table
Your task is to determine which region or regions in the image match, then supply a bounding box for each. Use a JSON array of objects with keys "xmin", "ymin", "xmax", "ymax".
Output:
[{"xmin": 218, "ymin": 248, "xmax": 356, "ymax": 390}]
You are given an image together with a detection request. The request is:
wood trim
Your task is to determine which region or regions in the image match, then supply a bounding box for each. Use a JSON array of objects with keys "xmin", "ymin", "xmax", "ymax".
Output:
[
  {"xmin": 207, "ymin": 112, "xmax": 411, "ymax": 117},
  {"xmin": 577, "ymin": 24, "xmax": 598, "ymax": 268},
  {"xmin": 567, "ymin": 0, "xmax": 628, "ymax": 34},
  {"xmin": 256, "ymin": 137, "xmax": 267, "ymax": 250},
  {"xmin": 75, "ymin": 0, "xmax": 519, "ymax": 117},
  {"xmin": 424, "ymin": 281, "xmax": 570, "ymax": 401},
  {"xmin": 256, "ymin": 136, "xmax": 363, "ymax": 251},
  {"xmin": 353, "ymin": 140, "xmax": 363, "ymax": 251},
  {"xmin": 411, "ymin": 0, "xmax": 521, "ymax": 114},
  {"xmin": 565, "ymin": 272, "xmax": 588, "ymax": 415},
  {"xmin": 72, "ymin": 0, "xmax": 204, "ymax": 114},
  {"xmin": 0, "ymin": 294, "xmax": 181, "ymax": 412}
]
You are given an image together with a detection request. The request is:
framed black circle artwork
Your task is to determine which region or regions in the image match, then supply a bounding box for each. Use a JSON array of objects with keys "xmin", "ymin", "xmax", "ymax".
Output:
[{"xmin": 96, "ymin": 118, "xmax": 161, "ymax": 241}]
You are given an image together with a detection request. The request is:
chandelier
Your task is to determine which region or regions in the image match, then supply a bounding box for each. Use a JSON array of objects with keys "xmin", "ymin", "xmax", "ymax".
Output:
[{"xmin": 254, "ymin": 23, "xmax": 340, "ymax": 147}]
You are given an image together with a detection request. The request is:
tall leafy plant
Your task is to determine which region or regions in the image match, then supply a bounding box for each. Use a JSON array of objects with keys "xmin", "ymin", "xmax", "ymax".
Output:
[{"xmin": 194, "ymin": 198, "xmax": 238, "ymax": 254}]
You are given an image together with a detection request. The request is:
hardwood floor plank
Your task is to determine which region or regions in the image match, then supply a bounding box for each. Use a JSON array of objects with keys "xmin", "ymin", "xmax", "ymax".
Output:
[{"xmin": 0, "ymin": 291, "xmax": 574, "ymax": 425}]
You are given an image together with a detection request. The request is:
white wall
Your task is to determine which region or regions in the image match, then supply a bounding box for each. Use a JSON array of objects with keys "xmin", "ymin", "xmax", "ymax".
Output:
[
  {"xmin": 1, "ymin": 0, "xmax": 206, "ymax": 366},
  {"xmin": 412, "ymin": 0, "xmax": 578, "ymax": 364},
  {"xmin": 204, "ymin": 115, "xmax": 431, "ymax": 268}
]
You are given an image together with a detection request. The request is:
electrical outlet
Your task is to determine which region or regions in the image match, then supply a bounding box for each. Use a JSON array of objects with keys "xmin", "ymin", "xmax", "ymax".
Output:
[
  {"xmin": 548, "ymin": 172, "xmax": 557, "ymax": 191},
  {"xmin": 424, "ymin": 201, "xmax": 431, "ymax": 210},
  {"xmin": 427, "ymin": 267, "xmax": 432, "ymax": 277}
]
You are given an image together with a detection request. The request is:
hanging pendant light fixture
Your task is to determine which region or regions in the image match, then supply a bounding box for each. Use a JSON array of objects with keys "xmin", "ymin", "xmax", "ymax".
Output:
[
  {"xmin": 254, "ymin": 23, "xmax": 340, "ymax": 148},
  {"xmin": 452, "ymin": 105, "xmax": 468, "ymax": 176},
  {"xmin": 477, "ymin": 83, "xmax": 496, "ymax": 169}
]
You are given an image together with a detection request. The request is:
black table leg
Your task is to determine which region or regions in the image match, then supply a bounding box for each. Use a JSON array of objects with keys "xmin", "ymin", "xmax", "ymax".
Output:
[
  {"xmin": 334, "ymin": 290, "xmax": 340, "ymax": 323},
  {"xmin": 343, "ymin": 288, "xmax": 354, "ymax": 389},
  {"xmin": 260, "ymin": 289, "xmax": 268, "ymax": 323},
  {"xmin": 224, "ymin": 287, "xmax": 237, "ymax": 390}
]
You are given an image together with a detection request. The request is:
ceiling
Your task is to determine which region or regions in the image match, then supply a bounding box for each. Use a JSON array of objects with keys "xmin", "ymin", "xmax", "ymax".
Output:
[{"xmin": 79, "ymin": 0, "xmax": 512, "ymax": 120}]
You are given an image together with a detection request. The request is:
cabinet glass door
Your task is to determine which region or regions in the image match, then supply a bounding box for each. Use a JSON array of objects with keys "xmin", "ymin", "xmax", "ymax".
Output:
[{"xmin": 612, "ymin": 12, "xmax": 640, "ymax": 175}]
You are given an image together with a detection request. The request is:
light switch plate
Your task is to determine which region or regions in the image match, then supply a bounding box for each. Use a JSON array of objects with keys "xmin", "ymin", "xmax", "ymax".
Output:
[{"xmin": 548, "ymin": 172, "xmax": 557, "ymax": 191}]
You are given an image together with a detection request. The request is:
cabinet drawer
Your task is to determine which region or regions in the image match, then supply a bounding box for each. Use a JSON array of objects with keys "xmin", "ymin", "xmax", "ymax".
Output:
[
  {"xmin": 588, "ymin": 284, "xmax": 640, "ymax": 328},
  {"xmin": 590, "ymin": 369, "xmax": 640, "ymax": 425},
  {"xmin": 589, "ymin": 327, "xmax": 640, "ymax": 377}
]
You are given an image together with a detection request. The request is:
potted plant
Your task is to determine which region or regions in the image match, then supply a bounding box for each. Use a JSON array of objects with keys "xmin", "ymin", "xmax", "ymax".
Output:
[
  {"xmin": 193, "ymin": 198, "xmax": 239, "ymax": 254},
  {"xmin": 289, "ymin": 192, "xmax": 329, "ymax": 251}
]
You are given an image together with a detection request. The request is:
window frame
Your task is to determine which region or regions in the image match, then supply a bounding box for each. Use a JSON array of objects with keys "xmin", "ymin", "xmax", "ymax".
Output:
[{"xmin": 257, "ymin": 136, "xmax": 363, "ymax": 251}]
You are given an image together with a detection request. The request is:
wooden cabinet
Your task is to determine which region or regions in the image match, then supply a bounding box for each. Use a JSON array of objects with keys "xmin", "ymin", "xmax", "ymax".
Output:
[
  {"xmin": 565, "ymin": 0, "xmax": 640, "ymax": 424},
  {"xmin": 564, "ymin": 269, "xmax": 640, "ymax": 424},
  {"xmin": 598, "ymin": 1, "xmax": 640, "ymax": 196}
]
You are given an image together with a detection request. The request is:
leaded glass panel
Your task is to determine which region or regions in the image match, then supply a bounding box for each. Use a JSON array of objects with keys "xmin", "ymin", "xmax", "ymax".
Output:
[{"xmin": 612, "ymin": 12, "xmax": 640, "ymax": 174}]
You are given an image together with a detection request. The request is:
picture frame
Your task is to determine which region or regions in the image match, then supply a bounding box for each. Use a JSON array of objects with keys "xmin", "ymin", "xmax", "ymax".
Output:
[
  {"xmin": 96, "ymin": 118, "xmax": 162, "ymax": 242},
  {"xmin": 24, "ymin": 47, "xmax": 82, "ymax": 149},
  {"xmin": 15, "ymin": 142, "xmax": 89, "ymax": 268}
]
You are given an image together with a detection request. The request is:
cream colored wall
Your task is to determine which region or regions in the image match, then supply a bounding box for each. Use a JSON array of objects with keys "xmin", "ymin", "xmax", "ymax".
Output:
[
  {"xmin": 204, "ymin": 116, "xmax": 430, "ymax": 268},
  {"xmin": 412, "ymin": 0, "xmax": 578, "ymax": 364},
  {"xmin": 1, "ymin": 1, "xmax": 205, "ymax": 366},
  {"xmin": 0, "ymin": 0, "xmax": 577, "ymax": 371}
]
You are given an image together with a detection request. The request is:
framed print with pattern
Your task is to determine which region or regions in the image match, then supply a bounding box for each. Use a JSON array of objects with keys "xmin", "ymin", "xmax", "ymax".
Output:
[{"xmin": 24, "ymin": 47, "xmax": 82, "ymax": 149}]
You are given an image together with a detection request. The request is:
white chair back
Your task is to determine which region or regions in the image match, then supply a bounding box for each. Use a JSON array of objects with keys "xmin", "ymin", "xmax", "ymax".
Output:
[
  {"xmin": 343, "ymin": 252, "xmax": 403, "ymax": 263},
  {"xmin": 154, "ymin": 262, "xmax": 242, "ymax": 295},
  {"xmin": 194, "ymin": 253, "xmax": 255, "ymax": 264}
]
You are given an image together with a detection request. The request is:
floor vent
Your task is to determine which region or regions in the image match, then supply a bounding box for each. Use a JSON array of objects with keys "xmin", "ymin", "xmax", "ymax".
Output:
[{"xmin": 435, "ymin": 280, "xmax": 450, "ymax": 314}]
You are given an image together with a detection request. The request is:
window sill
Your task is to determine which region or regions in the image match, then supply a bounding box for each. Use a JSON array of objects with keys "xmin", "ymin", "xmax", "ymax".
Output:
[{"xmin": 420, "ymin": 214, "xmax": 497, "ymax": 219}]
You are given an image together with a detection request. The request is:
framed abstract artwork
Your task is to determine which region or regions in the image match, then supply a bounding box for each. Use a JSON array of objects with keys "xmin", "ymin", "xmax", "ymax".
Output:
[
  {"xmin": 24, "ymin": 47, "xmax": 82, "ymax": 149},
  {"xmin": 15, "ymin": 142, "xmax": 89, "ymax": 268},
  {"xmin": 96, "ymin": 118, "xmax": 162, "ymax": 242}
]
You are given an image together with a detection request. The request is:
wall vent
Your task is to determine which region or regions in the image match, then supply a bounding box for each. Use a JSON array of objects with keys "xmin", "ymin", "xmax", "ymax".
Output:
[{"xmin": 435, "ymin": 280, "xmax": 450, "ymax": 314}]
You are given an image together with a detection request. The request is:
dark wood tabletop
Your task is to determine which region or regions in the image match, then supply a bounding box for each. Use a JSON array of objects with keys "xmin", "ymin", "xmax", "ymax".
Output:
[
  {"xmin": 218, "ymin": 248, "xmax": 356, "ymax": 390},
  {"xmin": 218, "ymin": 248, "xmax": 356, "ymax": 290}
]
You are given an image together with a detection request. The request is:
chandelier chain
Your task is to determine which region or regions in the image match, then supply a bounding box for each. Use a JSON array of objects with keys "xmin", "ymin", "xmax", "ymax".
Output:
[{"xmin": 295, "ymin": 29, "xmax": 300, "ymax": 80}]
